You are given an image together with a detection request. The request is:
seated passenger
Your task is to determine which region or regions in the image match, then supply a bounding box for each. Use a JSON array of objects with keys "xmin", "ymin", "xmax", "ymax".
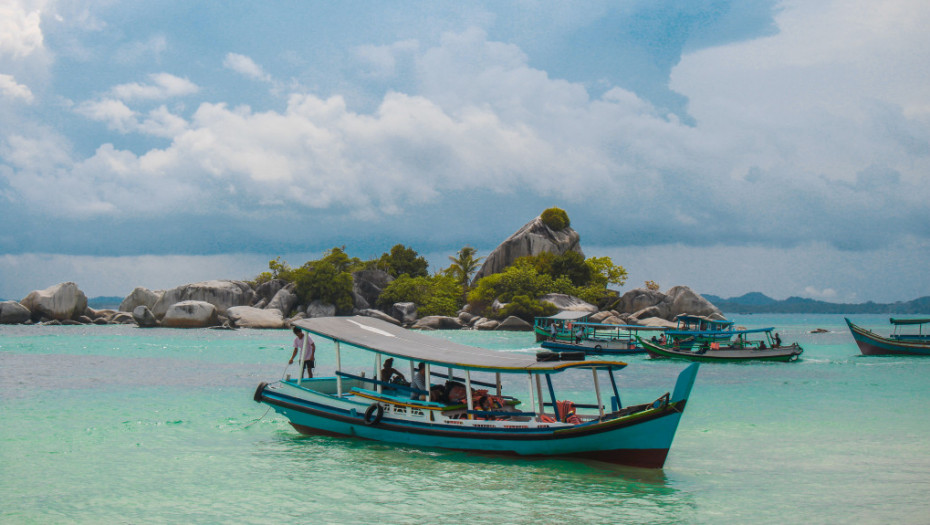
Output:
[
  {"xmin": 410, "ymin": 362, "xmax": 427, "ymax": 400},
  {"xmin": 380, "ymin": 358, "xmax": 405, "ymax": 385},
  {"xmin": 445, "ymin": 381, "xmax": 467, "ymax": 404},
  {"xmin": 429, "ymin": 384, "xmax": 446, "ymax": 403}
]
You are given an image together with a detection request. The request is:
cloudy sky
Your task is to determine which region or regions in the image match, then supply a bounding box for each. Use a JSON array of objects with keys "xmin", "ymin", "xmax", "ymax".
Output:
[{"xmin": 2, "ymin": 0, "xmax": 929, "ymax": 303}]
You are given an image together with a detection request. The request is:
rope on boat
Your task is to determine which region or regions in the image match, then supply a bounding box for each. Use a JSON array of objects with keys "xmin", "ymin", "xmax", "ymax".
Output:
[{"xmin": 243, "ymin": 362, "xmax": 290, "ymax": 429}]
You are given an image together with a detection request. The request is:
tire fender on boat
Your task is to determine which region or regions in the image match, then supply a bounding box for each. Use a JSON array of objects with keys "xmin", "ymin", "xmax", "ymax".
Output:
[
  {"xmin": 253, "ymin": 382, "xmax": 268, "ymax": 403},
  {"xmin": 364, "ymin": 403, "xmax": 384, "ymax": 425}
]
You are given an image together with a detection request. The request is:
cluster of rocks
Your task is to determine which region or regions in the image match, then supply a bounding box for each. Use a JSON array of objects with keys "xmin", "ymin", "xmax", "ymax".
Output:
[
  {"xmin": 0, "ymin": 213, "xmax": 722, "ymax": 330},
  {"xmin": 0, "ymin": 278, "xmax": 722, "ymax": 331}
]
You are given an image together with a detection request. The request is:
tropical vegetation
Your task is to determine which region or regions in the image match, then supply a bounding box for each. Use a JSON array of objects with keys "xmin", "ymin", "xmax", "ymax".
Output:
[{"xmin": 249, "ymin": 210, "xmax": 628, "ymax": 322}]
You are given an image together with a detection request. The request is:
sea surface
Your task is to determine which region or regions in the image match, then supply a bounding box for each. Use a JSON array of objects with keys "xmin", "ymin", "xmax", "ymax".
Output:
[{"xmin": 2, "ymin": 314, "xmax": 929, "ymax": 524}]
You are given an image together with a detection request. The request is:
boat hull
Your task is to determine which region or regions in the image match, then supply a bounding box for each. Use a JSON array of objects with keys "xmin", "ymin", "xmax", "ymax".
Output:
[
  {"xmin": 540, "ymin": 339, "xmax": 645, "ymax": 355},
  {"xmin": 639, "ymin": 338, "xmax": 802, "ymax": 363},
  {"xmin": 845, "ymin": 318, "xmax": 930, "ymax": 356},
  {"xmin": 255, "ymin": 364, "xmax": 699, "ymax": 469}
]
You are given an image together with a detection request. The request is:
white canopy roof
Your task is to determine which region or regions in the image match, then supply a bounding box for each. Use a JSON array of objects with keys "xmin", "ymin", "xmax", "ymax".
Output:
[{"xmin": 295, "ymin": 316, "xmax": 627, "ymax": 373}]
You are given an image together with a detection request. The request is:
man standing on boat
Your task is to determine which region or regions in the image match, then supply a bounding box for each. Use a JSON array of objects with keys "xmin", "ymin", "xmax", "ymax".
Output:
[{"xmin": 288, "ymin": 326, "xmax": 316, "ymax": 379}]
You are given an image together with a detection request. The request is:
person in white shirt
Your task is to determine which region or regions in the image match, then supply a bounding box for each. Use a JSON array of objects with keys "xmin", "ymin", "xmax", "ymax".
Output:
[
  {"xmin": 288, "ymin": 326, "xmax": 316, "ymax": 378},
  {"xmin": 411, "ymin": 362, "xmax": 427, "ymax": 400}
]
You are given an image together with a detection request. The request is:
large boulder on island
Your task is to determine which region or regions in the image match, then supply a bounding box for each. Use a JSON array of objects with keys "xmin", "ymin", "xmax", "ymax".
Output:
[
  {"xmin": 161, "ymin": 300, "xmax": 219, "ymax": 328},
  {"xmin": 357, "ymin": 309, "xmax": 402, "ymax": 325},
  {"xmin": 132, "ymin": 305, "xmax": 159, "ymax": 327},
  {"xmin": 474, "ymin": 318, "xmax": 500, "ymax": 330},
  {"xmin": 226, "ymin": 306, "xmax": 285, "ymax": 329},
  {"xmin": 305, "ymin": 300, "xmax": 336, "ymax": 318},
  {"xmin": 353, "ymin": 269, "xmax": 394, "ymax": 311},
  {"xmin": 266, "ymin": 287, "xmax": 298, "ymax": 316},
  {"xmin": 615, "ymin": 286, "xmax": 722, "ymax": 321},
  {"xmin": 20, "ymin": 282, "xmax": 88, "ymax": 321},
  {"xmin": 495, "ymin": 316, "xmax": 533, "ymax": 331},
  {"xmin": 391, "ymin": 302, "xmax": 418, "ymax": 324},
  {"xmin": 412, "ymin": 316, "xmax": 464, "ymax": 330},
  {"xmin": 0, "ymin": 301, "xmax": 31, "ymax": 324},
  {"xmin": 538, "ymin": 293, "xmax": 599, "ymax": 313},
  {"xmin": 119, "ymin": 287, "xmax": 164, "ymax": 312},
  {"xmin": 152, "ymin": 280, "xmax": 255, "ymax": 319},
  {"xmin": 471, "ymin": 211, "xmax": 584, "ymax": 283},
  {"xmin": 254, "ymin": 279, "xmax": 288, "ymax": 304},
  {"xmin": 615, "ymin": 289, "xmax": 667, "ymax": 317},
  {"xmin": 665, "ymin": 285, "xmax": 722, "ymax": 319}
]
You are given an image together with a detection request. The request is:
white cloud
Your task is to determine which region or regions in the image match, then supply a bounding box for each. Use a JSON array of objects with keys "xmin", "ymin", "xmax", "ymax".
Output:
[
  {"xmin": 803, "ymin": 286, "xmax": 838, "ymax": 300},
  {"xmin": 114, "ymin": 34, "xmax": 168, "ymax": 65},
  {"xmin": 670, "ymin": 0, "xmax": 930, "ymax": 184},
  {"xmin": 223, "ymin": 53, "xmax": 271, "ymax": 82},
  {"xmin": 5, "ymin": 16, "xmax": 930, "ymax": 258},
  {"xmin": 354, "ymin": 39, "xmax": 419, "ymax": 78},
  {"xmin": 0, "ymin": 73, "xmax": 34, "ymax": 102},
  {"xmin": 0, "ymin": 252, "xmax": 280, "ymax": 299},
  {"xmin": 75, "ymin": 98, "xmax": 136, "ymax": 132},
  {"xmin": 109, "ymin": 73, "xmax": 199, "ymax": 101},
  {"xmin": 0, "ymin": 0, "xmax": 44, "ymax": 59}
]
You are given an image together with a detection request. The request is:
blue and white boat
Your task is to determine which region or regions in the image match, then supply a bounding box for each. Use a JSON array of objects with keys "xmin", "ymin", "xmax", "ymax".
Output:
[
  {"xmin": 845, "ymin": 317, "xmax": 930, "ymax": 356},
  {"xmin": 540, "ymin": 321, "xmax": 667, "ymax": 355},
  {"xmin": 253, "ymin": 316, "xmax": 699, "ymax": 468}
]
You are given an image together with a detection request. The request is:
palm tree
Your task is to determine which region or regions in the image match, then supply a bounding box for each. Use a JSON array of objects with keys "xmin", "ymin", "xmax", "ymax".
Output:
[{"xmin": 447, "ymin": 246, "xmax": 483, "ymax": 300}]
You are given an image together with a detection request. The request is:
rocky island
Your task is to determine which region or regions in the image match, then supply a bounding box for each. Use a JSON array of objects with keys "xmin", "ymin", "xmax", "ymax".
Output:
[{"xmin": 0, "ymin": 209, "xmax": 723, "ymax": 330}]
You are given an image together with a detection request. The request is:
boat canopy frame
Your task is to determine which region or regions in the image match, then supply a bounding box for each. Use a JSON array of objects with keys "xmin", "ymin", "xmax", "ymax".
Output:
[{"xmin": 294, "ymin": 316, "xmax": 628, "ymax": 374}]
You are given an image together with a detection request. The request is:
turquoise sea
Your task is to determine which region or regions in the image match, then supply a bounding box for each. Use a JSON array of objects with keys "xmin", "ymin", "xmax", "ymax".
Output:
[{"xmin": 2, "ymin": 314, "xmax": 929, "ymax": 524}]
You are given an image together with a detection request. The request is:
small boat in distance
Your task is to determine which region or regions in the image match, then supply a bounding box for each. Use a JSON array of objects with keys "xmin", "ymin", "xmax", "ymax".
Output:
[
  {"xmin": 845, "ymin": 317, "xmax": 930, "ymax": 356},
  {"xmin": 665, "ymin": 314, "xmax": 738, "ymax": 349},
  {"xmin": 637, "ymin": 328, "xmax": 803, "ymax": 363},
  {"xmin": 533, "ymin": 311, "xmax": 592, "ymax": 342},
  {"xmin": 254, "ymin": 316, "xmax": 699, "ymax": 468},
  {"xmin": 540, "ymin": 322, "xmax": 666, "ymax": 355}
]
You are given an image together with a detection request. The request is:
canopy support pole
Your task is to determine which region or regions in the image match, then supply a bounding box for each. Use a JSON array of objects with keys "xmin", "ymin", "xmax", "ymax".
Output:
[
  {"xmin": 608, "ymin": 369, "xmax": 621, "ymax": 409},
  {"xmin": 335, "ymin": 341, "xmax": 343, "ymax": 397},
  {"xmin": 465, "ymin": 370, "xmax": 474, "ymax": 420},
  {"xmin": 424, "ymin": 363, "xmax": 431, "ymax": 399},
  {"xmin": 545, "ymin": 375, "xmax": 560, "ymax": 422},
  {"xmin": 527, "ymin": 374, "xmax": 537, "ymax": 422},
  {"xmin": 297, "ymin": 331, "xmax": 307, "ymax": 387},
  {"xmin": 535, "ymin": 375, "xmax": 544, "ymax": 415},
  {"xmin": 592, "ymin": 368, "xmax": 604, "ymax": 418},
  {"xmin": 376, "ymin": 354, "xmax": 383, "ymax": 394},
  {"xmin": 495, "ymin": 373, "xmax": 502, "ymax": 397}
]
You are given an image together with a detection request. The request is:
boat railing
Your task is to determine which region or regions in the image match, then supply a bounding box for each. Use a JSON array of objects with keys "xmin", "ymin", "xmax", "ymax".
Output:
[
  {"xmin": 465, "ymin": 409, "xmax": 537, "ymax": 418},
  {"xmin": 335, "ymin": 371, "xmax": 430, "ymax": 397},
  {"xmin": 428, "ymin": 370, "xmax": 498, "ymax": 389},
  {"xmin": 349, "ymin": 386, "xmax": 448, "ymax": 409},
  {"xmin": 543, "ymin": 401, "xmax": 604, "ymax": 410}
]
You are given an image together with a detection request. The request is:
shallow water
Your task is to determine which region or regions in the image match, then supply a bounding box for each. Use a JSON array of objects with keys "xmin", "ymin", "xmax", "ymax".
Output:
[{"xmin": 2, "ymin": 315, "xmax": 929, "ymax": 524}]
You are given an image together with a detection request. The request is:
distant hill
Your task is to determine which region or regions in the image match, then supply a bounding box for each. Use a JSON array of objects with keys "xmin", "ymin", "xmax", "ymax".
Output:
[
  {"xmin": 704, "ymin": 293, "xmax": 930, "ymax": 314},
  {"xmin": 88, "ymin": 296, "xmax": 124, "ymax": 310}
]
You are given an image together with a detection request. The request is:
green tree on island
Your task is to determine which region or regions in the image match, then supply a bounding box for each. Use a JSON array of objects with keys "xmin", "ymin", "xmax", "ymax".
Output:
[
  {"xmin": 378, "ymin": 244, "xmax": 429, "ymax": 278},
  {"xmin": 466, "ymin": 252, "xmax": 628, "ymax": 321},
  {"xmin": 251, "ymin": 247, "xmax": 361, "ymax": 315},
  {"xmin": 377, "ymin": 273, "xmax": 461, "ymax": 317},
  {"xmin": 445, "ymin": 245, "xmax": 483, "ymax": 301}
]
